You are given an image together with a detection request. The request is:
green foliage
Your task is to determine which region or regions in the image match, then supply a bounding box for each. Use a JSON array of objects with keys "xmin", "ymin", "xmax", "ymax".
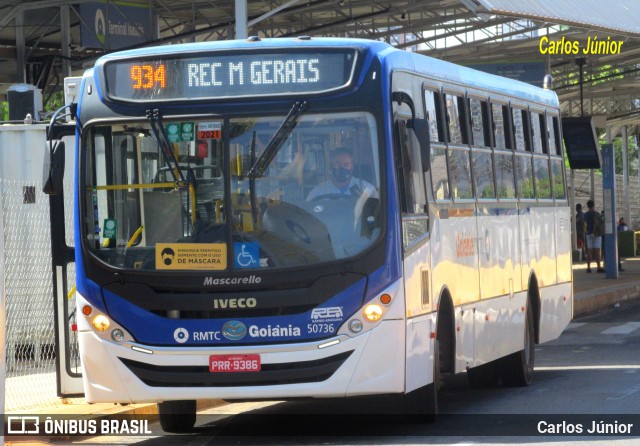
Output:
[
  {"xmin": 536, "ymin": 178, "xmax": 552, "ymax": 199},
  {"xmin": 44, "ymin": 90, "xmax": 65, "ymax": 112},
  {"xmin": 518, "ymin": 178, "xmax": 535, "ymax": 199},
  {"xmin": 598, "ymin": 134, "xmax": 639, "ymax": 176}
]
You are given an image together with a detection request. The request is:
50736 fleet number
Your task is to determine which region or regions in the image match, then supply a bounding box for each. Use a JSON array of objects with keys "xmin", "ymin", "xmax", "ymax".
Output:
[{"xmin": 307, "ymin": 324, "xmax": 334, "ymax": 334}]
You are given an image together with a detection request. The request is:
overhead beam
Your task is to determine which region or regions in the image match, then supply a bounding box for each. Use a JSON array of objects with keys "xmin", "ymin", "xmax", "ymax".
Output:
[{"xmin": 235, "ymin": 0, "xmax": 247, "ymax": 39}]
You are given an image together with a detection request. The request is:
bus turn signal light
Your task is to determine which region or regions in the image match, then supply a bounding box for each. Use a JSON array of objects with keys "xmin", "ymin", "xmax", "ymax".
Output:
[{"xmin": 82, "ymin": 305, "xmax": 92, "ymax": 316}]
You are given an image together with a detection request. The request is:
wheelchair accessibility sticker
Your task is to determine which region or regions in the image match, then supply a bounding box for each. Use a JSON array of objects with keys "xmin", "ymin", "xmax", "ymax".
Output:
[{"xmin": 234, "ymin": 242, "xmax": 259, "ymax": 268}]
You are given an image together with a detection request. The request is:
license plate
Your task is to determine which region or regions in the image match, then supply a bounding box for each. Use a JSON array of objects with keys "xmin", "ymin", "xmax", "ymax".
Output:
[{"xmin": 209, "ymin": 354, "xmax": 261, "ymax": 373}]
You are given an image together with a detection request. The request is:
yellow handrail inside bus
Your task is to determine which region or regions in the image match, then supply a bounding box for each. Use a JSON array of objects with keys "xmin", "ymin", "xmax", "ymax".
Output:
[
  {"xmin": 127, "ymin": 226, "xmax": 144, "ymax": 247},
  {"xmin": 215, "ymin": 199, "xmax": 223, "ymax": 224},
  {"xmin": 189, "ymin": 184, "xmax": 196, "ymax": 224},
  {"xmin": 89, "ymin": 182, "xmax": 178, "ymax": 191},
  {"xmin": 68, "ymin": 285, "xmax": 76, "ymax": 300}
]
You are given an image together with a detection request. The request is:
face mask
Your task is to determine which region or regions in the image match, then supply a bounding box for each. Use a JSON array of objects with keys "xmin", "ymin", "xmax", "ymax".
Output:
[{"xmin": 331, "ymin": 166, "xmax": 352, "ymax": 182}]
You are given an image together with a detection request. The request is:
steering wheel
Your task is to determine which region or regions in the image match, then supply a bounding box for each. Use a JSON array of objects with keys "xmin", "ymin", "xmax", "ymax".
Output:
[{"xmin": 311, "ymin": 193, "xmax": 354, "ymax": 201}]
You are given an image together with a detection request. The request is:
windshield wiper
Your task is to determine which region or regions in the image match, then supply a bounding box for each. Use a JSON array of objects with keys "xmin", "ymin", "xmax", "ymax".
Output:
[
  {"xmin": 146, "ymin": 109, "xmax": 187, "ymax": 187},
  {"xmin": 247, "ymin": 100, "xmax": 307, "ymax": 178}
]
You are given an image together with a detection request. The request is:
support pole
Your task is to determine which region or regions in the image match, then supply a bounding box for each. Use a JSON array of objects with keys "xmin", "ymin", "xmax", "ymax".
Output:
[
  {"xmin": 601, "ymin": 143, "xmax": 618, "ymax": 279},
  {"xmin": 60, "ymin": 4, "xmax": 71, "ymax": 79},
  {"xmin": 60, "ymin": 4, "xmax": 71, "ymax": 78},
  {"xmin": 235, "ymin": 0, "xmax": 248, "ymax": 39},
  {"xmin": 15, "ymin": 11, "xmax": 26, "ymax": 83},
  {"xmin": 0, "ymin": 179, "xmax": 6, "ymax": 445},
  {"xmin": 622, "ymin": 126, "xmax": 630, "ymax": 226}
]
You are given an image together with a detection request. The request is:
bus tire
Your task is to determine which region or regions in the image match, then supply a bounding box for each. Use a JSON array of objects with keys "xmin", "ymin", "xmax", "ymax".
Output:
[
  {"xmin": 403, "ymin": 340, "xmax": 439, "ymax": 422},
  {"xmin": 158, "ymin": 400, "xmax": 197, "ymax": 433},
  {"xmin": 500, "ymin": 305, "xmax": 535, "ymax": 387}
]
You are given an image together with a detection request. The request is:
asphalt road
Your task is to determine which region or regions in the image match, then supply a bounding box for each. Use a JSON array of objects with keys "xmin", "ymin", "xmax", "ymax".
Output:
[{"xmin": 25, "ymin": 299, "xmax": 640, "ymax": 445}]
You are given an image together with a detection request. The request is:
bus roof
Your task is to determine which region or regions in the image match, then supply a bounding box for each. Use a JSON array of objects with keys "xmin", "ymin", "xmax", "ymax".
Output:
[{"xmin": 94, "ymin": 37, "xmax": 558, "ymax": 108}]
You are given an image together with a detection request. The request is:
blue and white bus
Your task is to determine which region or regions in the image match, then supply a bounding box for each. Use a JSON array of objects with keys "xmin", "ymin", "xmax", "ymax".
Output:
[{"xmin": 45, "ymin": 37, "xmax": 573, "ymax": 432}]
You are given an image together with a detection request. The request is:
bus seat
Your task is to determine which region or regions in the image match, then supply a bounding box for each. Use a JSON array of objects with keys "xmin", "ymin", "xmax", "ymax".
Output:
[{"xmin": 143, "ymin": 191, "xmax": 183, "ymax": 244}]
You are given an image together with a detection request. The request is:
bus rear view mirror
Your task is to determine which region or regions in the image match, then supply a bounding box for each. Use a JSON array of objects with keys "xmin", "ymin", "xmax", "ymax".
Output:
[
  {"xmin": 43, "ymin": 140, "xmax": 66, "ymax": 195},
  {"xmin": 408, "ymin": 118, "xmax": 431, "ymax": 172}
]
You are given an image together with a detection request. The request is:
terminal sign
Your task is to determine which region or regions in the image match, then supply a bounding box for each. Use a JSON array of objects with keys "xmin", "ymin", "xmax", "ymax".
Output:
[{"xmin": 101, "ymin": 50, "xmax": 357, "ymax": 102}]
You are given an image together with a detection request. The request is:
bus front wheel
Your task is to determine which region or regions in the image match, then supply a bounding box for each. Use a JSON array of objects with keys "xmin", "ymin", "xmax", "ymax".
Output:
[{"xmin": 158, "ymin": 400, "xmax": 197, "ymax": 433}]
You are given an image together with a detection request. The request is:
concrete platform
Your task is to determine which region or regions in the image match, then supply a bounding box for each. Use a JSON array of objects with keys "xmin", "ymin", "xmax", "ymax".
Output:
[
  {"xmin": 8, "ymin": 257, "xmax": 640, "ymax": 421},
  {"xmin": 573, "ymin": 256, "xmax": 640, "ymax": 316}
]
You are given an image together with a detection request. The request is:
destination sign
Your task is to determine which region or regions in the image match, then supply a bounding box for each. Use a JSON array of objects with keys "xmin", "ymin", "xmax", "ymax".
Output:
[{"xmin": 101, "ymin": 50, "xmax": 357, "ymax": 102}]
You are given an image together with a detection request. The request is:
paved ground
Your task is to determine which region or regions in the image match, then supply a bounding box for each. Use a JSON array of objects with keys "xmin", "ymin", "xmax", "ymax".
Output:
[{"xmin": 9, "ymin": 256, "xmax": 640, "ymax": 420}]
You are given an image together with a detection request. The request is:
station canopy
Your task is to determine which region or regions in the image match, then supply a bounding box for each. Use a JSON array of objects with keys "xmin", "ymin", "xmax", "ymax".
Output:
[{"xmin": 0, "ymin": 0, "xmax": 639, "ymax": 129}]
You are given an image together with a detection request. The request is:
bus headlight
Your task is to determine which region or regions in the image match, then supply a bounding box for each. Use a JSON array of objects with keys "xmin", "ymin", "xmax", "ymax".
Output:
[
  {"xmin": 363, "ymin": 304, "xmax": 383, "ymax": 322},
  {"xmin": 92, "ymin": 315, "xmax": 110, "ymax": 332}
]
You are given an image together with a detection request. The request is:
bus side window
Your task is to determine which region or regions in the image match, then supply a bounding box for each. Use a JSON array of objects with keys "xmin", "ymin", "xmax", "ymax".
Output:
[
  {"xmin": 423, "ymin": 88, "xmax": 444, "ymax": 143},
  {"xmin": 533, "ymin": 156, "xmax": 552, "ymax": 199},
  {"xmin": 512, "ymin": 107, "xmax": 531, "ymax": 152},
  {"xmin": 491, "ymin": 103, "xmax": 511, "ymax": 150},
  {"xmin": 469, "ymin": 97, "xmax": 490, "ymax": 147},
  {"xmin": 395, "ymin": 118, "xmax": 429, "ymax": 249},
  {"xmin": 530, "ymin": 111, "xmax": 546, "ymax": 154},
  {"xmin": 515, "ymin": 154, "xmax": 535, "ymax": 199},
  {"xmin": 547, "ymin": 114, "xmax": 561, "ymax": 156},
  {"xmin": 495, "ymin": 152, "xmax": 516, "ymax": 199},
  {"xmin": 431, "ymin": 147, "xmax": 450, "ymax": 201},
  {"xmin": 445, "ymin": 93, "xmax": 468, "ymax": 145},
  {"xmin": 550, "ymin": 158, "xmax": 566, "ymax": 199},
  {"xmin": 472, "ymin": 150, "xmax": 495, "ymax": 199},
  {"xmin": 395, "ymin": 120, "xmax": 416, "ymax": 213},
  {"xmin": 448, "ymin": 148, "xmax": 473, "ymax": 200}
]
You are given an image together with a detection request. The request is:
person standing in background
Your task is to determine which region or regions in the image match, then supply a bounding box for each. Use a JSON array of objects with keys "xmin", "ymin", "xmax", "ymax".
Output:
[
  {"xmin": 575, "ymin": 203, "xmax": 585, "ymax": 259},
  {"xmin": 583, "ymin": 199, "xmax": 604, "ymax": 273},
  {"xmin": 617, "ymin": 217, "xmax": 628, "ymax": 272}
]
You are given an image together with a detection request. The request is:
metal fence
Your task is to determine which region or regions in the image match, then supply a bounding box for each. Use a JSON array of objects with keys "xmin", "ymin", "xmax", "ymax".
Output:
[
  {"xmin": 2, "ymin": 178, "xmax": 80, "ymax": 412},
  {"xmin": 572, "ymin": 170, "xmax": 640, "ymax": 230}
]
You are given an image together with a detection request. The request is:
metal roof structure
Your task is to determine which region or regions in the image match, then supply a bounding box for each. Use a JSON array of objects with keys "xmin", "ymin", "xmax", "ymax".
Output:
[
  {"xmin": 474, "ymin": 0, "xmax": 640, "ymax": 37},
  {"xmin": 0, "ymin": 0, "xmax": 638, "ymax": 131}
]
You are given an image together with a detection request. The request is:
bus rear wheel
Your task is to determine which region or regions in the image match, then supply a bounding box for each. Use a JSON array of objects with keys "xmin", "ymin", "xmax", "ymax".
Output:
[
  {"xmin": 500, "ymin": 305, "xmax": 535, "ymax": 386},
  {"xmin": 158, "ymin": 400, "xmax": 197, "ymax": 433}
]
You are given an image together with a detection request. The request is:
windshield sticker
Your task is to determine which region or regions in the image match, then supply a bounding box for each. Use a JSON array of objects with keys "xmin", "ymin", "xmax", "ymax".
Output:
[
  {"xmin": 197, "ymin": 122, "xmax": 222, "ymax": 140},
  {"xmin": 103, "ymin": 218, "xmax": 117, "ymax": 239},
  {"xmin": 234, "ymin": 242, "xmax": 260, "ymax": 269},
  {"xmin": 156, "ymin": 243, "xmax": 227, "ymax": 270},
  {"xmin": 165, "ymin": 121, "xmax": 194, "ymax": 143}
]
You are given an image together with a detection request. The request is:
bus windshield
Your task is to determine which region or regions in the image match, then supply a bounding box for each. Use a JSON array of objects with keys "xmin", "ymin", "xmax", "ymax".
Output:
[{"xmin": 82, "ymin": 111, "xmax": 382, "ymax": 272}]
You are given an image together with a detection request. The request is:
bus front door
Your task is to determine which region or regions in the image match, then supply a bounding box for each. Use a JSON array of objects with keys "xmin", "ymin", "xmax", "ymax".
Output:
[{"xmin": 44, "ymin": 136, "xmax": 84, "ymax": 397}]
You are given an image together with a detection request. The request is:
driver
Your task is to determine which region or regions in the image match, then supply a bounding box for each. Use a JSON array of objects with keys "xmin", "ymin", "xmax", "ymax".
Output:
[{"xmin": 306, "ymin": 148, "xmax": 378, "ymax": 201}]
